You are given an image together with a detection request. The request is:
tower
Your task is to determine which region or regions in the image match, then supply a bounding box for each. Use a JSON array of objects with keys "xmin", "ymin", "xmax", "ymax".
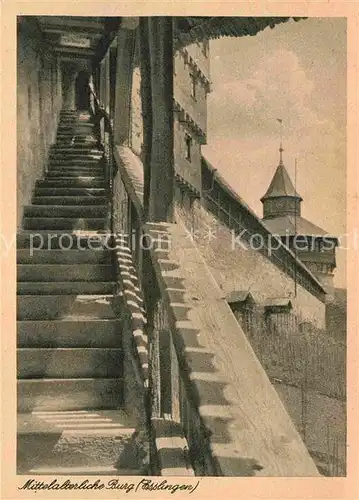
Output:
[
  {"xmin": 173, "ymin": 39, "xmax": 211, "ymax": 199},
  {"xmin": 261, "ymin": 143, "xmax": 338, "ymax": 299}
]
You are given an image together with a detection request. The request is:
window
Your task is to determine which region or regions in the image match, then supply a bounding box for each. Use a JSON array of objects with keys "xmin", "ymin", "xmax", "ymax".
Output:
[
  {"xmin": 190, "ymin": 73, "xmax": 196, "ymax": 99},
  {"xmin": 185, "ymin": 134, "xmax": 192, "ymax": 161},
  {"xmin": 27, "ymin": 85, "xmax": 32, "ymax": 120},
  {"xmin": 202, "ymin": 40, "xmax": 209, "ymax": 57}
]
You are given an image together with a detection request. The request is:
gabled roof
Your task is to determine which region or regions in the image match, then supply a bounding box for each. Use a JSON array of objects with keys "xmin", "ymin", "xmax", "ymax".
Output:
[
  {"xmin": 264, "ymin": 298, "xmax": 293, "ymax": 308},
  {"xmin": 261, "ymin": 163, "xmax": 302, "ymax": 201},
  {"xmin": 226, "ymin": 290, "xmax": 255, "ymax": 304}
]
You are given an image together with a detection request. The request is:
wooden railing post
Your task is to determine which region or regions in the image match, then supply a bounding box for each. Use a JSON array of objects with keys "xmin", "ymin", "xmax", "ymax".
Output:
[
  {"xmin": 140, "ymin": 17, "xmax": 175, "ymax": 223},
  {"xmin": 141, "ymin": 248, "xmax": 161, "ymax": 419},
  {"xmin": 113, "ymin": 21, "xmax": 137, "ymax": 146}
]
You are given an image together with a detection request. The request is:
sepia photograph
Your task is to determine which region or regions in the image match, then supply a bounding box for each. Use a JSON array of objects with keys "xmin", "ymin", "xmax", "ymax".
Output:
[{"xmin": 1, "ymin": 5, "xmax": 356, "ymax": 495}]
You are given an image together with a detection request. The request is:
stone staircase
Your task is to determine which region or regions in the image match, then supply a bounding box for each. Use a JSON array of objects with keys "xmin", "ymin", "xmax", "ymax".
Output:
[{"xmin": 17, "ymin": 110, "xmax": 147, "ymax": 475}]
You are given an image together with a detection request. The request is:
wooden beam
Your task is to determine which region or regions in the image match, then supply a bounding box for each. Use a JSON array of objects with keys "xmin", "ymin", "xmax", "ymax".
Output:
[
  {"xmin": 139, "ymin": 18, "xmax": 152, "ymax": 219},
  {"xmin": 37, "ymin": 16, "xmax": 104, "ymax": 31},
  {"xmin": 147, "ymin": 17, "xmax": 175, "ymax": 223},
  {"xmin": 113, "ymin": 26, "xmax": 136, "ymax": 145},
  {"xmin": 93, "ymin": 18, "xmax": 121, "ymax": 66},
  {"xmin": 53, "ymin": 46, "xmax": 95, "ymax": 57},
  {"xmin": 42, "ymin": 27, "xmax": 102, "ymax": 39}
]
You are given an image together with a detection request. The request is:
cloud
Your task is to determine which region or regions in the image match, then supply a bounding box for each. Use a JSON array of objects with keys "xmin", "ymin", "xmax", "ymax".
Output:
[
  {"xmin": 207, "ymin": 49, "xmax": 334, "ymax": 141},
  {"xmin": 204, "ymin": 26, "xmax": 346, "ymax": 287}
]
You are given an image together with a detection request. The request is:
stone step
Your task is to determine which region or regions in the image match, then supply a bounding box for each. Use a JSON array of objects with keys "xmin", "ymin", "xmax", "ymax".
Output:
[
  {"xmin": 49, "ymin": 156, "xmax": 102, "ymax": 163},
  {"xmin": 47, "ymin": 165, "xmax": 103, "ymax": 171},
  {"xmin": 45, "ymin": 173, "xmax": 105, "ymax": 180},
  {"xmin": 48, "ymin": 164, "xmax": 102, "ymax": 171},
  {"xmin": 54, "ymin": 148, "xmax": 100, "ymax": 154},
  {"xmin": 24, "ymin": 205, "xmax": 108, "ymax": 218},
  {"xmin": 17, "ymin": 248, "xmax": 112, "ymax": 264},
  {"xmin": 56, "ymin": 134, "xmax": 95, "ymax": 140},
  {"xmin": 47, "ymin": 163, "xmax": 103, "ymax": 169},
  {"xmin": 58, "ymin": 122, "xmax": 93, "ymax": 127},
  {"xmin": 43, "ymin": 176, "xmax": 104, "ymax": 182},
  {"xmin": 56, "ymin": 135, "xmax": 95, "ymax": 141},
  {"xmin": 50, "ymin": 153, "xmax": 102, "ymax": 158},
  {"xmin": 46, "ymin": 170, "xmax": 104, "ymax": 178},
  {"xmin": 18, "ymin": 348, "xmax": 123, "ymax": 379},
  {"xmin": 50, "ymin": 147, "xmax": 102, "ymax": 154},
  {"xmin": 23, "ymin": 217, "xmax": 107, "ymax": 231},
  {"xmin": 54, "ymin": 146, "xmax": 100, "ymax": 152},
  {"xmin": 17, "ymin": 319, "xmax": 122, "ymax": 348},
  {"xmin": 17, "ymin": 264, "xmax": 114, "ymax": 282},
  {"xmin": 49, "ymin": 156, "xmax": 103, "ymax": 162},
  {"xmin": 36, "ymin": 179, "xmax": 106, "ymax": 188},
  {"xmin": 17, "ymin": 410, "xmax": 144, "ymax": 474},
  {"xmin": 50, "ymin": 150, "xmax": 102, "ymax": 156},
  {"xmin": 58, "ymin": 121, "xmax": 93, "ymax": 126},
  {"xmin": 48, "ymin": 164, "xmax": 103, "ymax": 170},
  {"xmin": 20, "ymin": 466, "xmax": 144, "ymax": 476},
  {"xmin": 17, "ymin": 281, "xmax": 116, "ymax": 295},
  {"xmin": 17, "ymin": 231, "xmax": 112, "ymax": 250},
  {"xmin": 57, "ymin": 127, "xmax": 94, "ymax": 134},
  {"xmin": 17, "ymin": 294, "xmax": 117, "ymax": 320},
  {"xmin": 32, "ymin": 196, "xmax": 107, "ymax": 206},
  {"xmin": 55, "ymin": 138, "xmax": 98, "ymax": 145},
  {"xmin": 56, "ymin": 131, "xmax": 94, "ymax": 138},
  {"xmin": 49, "ymin": 160, "xmax": 103, "ymax": 166},
  {"xmin": 55, "ymin": 134, "xmax": 98, "ymax": 140},
  {"xmin": 17, "ymin": 379, "xmax": 123, "ymax": 412},
  {"xmin": 34, "ymin": 187, "xmax": 106, "ymax": 197},
  {"xmin": 48, "ymin": 167, "xmax": 102, "ymax": 174},
  {"xmin": 48, "ymin": 163, "xmax": 103, "ymax": 169}
]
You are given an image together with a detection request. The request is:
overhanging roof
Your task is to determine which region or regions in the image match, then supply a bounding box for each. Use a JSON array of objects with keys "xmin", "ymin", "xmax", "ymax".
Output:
[
  {"xmin": 264, "ymin": 298, "xmax": 293, "ymax": 308},
  {"xmin": 34, "ymin": 16, "xmax": 120, "ymax": 63},
  {"xmin": 262, "ymin": 215, "xmax": 335, "ymax": 238},
  {"xmin": 174, "ymin": 17, "xmax": 304, "ymax": 46},
  {"xmin": 226, "ymin": 290, "xmax": 255, "ymax": 304},
  {"xmin": 33, "ymin": 16, "xmax": 304, "ymax": 63}
]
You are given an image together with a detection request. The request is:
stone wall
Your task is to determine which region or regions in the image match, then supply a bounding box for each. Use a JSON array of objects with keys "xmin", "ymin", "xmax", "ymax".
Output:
[
  {"xmin": 175, "ymin": 192, "xmax": 326, "ymax": 329},
  {"xmin": 129, "ymin": 39, "xmax": 208, "ymax": 195},
  {"xmin": 326, "ymin": 288, "xmax": 347, "ymax": 341},
  {"xmin": 173, "ymin": 117, "xmax": 202, "ymax": 194},
  {"xmin": 174, "ymin": 46, "xmax": 208, "ymax": 136},
  {"xmin": 174, "ymin": 191, "xmax": 344, "ymax": 475},
  {"xmin": 274, "ymin": 382, "xmax": 346, "ymax": 476},
  {"xmin": 17, "ymin": 17, "xmax": 63, "ymax": 228}
]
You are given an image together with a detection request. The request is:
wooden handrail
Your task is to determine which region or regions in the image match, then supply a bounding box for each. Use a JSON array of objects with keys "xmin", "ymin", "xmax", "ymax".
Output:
[
  {"xmin": 88, "ymin": 84, "xmax": 117, "ymax": 233},
  {"xmin": 87, "ymin": 85, "xmax": 196, "ymax": 474},
  {"xmin": 112, "ymin": 146, "xmax": 320, "ymax": 477},
  {"xmin": 86, "ymin": 85, "xmax": 320, "ymax": 475}
]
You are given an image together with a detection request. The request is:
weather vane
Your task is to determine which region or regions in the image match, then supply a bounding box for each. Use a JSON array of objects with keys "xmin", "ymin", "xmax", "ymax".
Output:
[{"xmin": 277, "ymin": 118, "xmax": 283, "ymax": 165}]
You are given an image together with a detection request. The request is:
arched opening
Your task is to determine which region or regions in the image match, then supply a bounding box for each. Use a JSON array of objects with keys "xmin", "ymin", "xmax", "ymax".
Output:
[{"xmin": 75, "ymin": 70, "xmax": 90, "ymax": 111}]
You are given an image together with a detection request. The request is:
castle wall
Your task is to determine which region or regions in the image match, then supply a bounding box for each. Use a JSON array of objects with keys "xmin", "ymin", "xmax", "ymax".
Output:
[
  {"xmin": 175, "ymin": 192, "xmax": 326, "ymax": 329},
  {"xmin": 274, "ymin": 382, "xmax": 346, "ymax": 476},
  {"xmin": 17, "ymin": 17, "xmax": 63, "ymax": 228}
]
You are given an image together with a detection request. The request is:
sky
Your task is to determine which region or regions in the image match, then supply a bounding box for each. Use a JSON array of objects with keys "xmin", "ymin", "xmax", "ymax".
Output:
[{"xmin": 202, "ymin": 17, "xmax": 347, "ymax": 288}]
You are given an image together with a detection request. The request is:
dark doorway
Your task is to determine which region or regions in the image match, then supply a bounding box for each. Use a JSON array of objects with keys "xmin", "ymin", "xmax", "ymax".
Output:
[{"xmin": 75, "ymin": 71, "xmax": 90, "ymax": 110}]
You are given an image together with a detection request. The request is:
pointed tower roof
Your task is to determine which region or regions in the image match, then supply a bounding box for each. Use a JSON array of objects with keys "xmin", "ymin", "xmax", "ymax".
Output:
[{"xmin": 260, "ymin": 146, "xmax": 302, "ymax": 202}]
